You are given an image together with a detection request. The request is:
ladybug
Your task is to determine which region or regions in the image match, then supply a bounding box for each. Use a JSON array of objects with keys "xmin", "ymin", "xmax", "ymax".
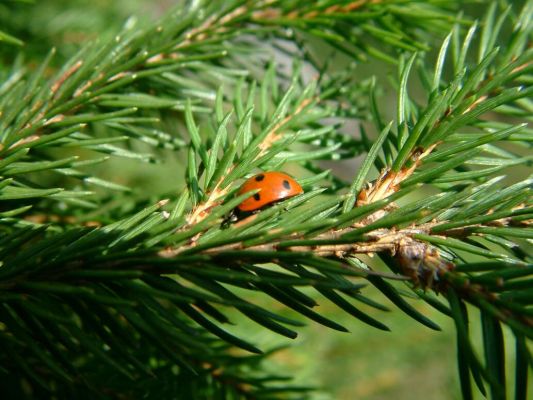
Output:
[
  {"xmin": 224, "ymin": 172, "xmax": 303, "ymax": 225},
  {"xmin": 237, "ymin": 171, "xmax": 303, "ymax": 212}
]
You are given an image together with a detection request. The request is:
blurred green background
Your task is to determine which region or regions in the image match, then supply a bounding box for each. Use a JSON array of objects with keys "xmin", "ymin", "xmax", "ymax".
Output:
[
  {"xmin": 1, "ymin": 1, "xmax": 528, "ymax": 399},
  {"xmin": 230, "ymin": 287, "xmax": 459, "ymax": 400}
]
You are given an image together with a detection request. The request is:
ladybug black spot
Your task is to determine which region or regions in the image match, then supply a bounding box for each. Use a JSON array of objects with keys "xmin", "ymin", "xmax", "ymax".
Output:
[
  {"xmin": 255, "ymin": 174, "xmax": 265, "ymax": 182},
  {"xmin": 253, "ymin": 193, "xmax": 261, "ymax": 201},
  {"xmin": 282, "ymin": 180, "xmax": 291, "ymax": 189}
]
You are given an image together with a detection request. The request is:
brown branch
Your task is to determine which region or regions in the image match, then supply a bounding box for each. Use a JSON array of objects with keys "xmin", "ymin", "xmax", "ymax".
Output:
[
  {"xmin": 444, "ymin": 269, "xmax": 533, "ymax": 329},
  {"xmin": 51, "ymin": 60, "xmax": 83, "ymax": 95},
  {"xmin": 160, "ymin": 220, "xmax": 456, "ymax": 290},
  {"xmin": 258, "ymin": 97, "xmax": 314, "ymax": 156},
  {"xmin": 253, "ymin": 0, "xmax": 379, "ymax": 21},
  {"xmin": 161, "ymin": 203, "xmax": 531, "ymax": 293}
]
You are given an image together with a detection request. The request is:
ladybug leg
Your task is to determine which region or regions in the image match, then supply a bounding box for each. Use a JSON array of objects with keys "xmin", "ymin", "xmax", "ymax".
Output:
[{"xmin": 221, "ymin": 211, "xmax": 238, "ymax": 229}]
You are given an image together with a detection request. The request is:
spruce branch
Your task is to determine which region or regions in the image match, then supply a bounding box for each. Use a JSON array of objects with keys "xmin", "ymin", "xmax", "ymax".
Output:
[
  {"xmin": 157, "ymin": 3, "xmax": 532, "ymax": 396},
  {"xmin": 1, "ymin": 0, "xmax": 532, "ymax": 399}
]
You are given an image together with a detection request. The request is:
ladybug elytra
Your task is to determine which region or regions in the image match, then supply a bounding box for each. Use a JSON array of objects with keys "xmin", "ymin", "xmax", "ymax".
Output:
[{"xmin": 236, "ymin": 171, "xmax": 303, "ymax": 213}]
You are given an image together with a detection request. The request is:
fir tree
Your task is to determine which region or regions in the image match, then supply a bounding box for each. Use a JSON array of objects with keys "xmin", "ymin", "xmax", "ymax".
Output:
[{"xmin": 0, "ymin": 0, "xmax": 531, "ymax": 399}]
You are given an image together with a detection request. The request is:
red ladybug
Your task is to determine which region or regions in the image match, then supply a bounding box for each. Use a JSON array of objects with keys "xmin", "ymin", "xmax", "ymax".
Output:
[{"xmin": 236, "ymin": 171, "xmax": 303, "ymax": 213}]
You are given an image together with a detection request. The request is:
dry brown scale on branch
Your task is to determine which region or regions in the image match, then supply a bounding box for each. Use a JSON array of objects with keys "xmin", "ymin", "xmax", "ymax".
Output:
[{"xmin": 356, "ymin": 144, "xmax": 438, "ymax": 208}]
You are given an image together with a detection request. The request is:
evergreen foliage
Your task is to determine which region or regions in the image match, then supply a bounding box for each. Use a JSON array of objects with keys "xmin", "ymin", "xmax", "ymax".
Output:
[{"xmin": 0, "ymin": 0, "xmax": 531, "ymax": 398}]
